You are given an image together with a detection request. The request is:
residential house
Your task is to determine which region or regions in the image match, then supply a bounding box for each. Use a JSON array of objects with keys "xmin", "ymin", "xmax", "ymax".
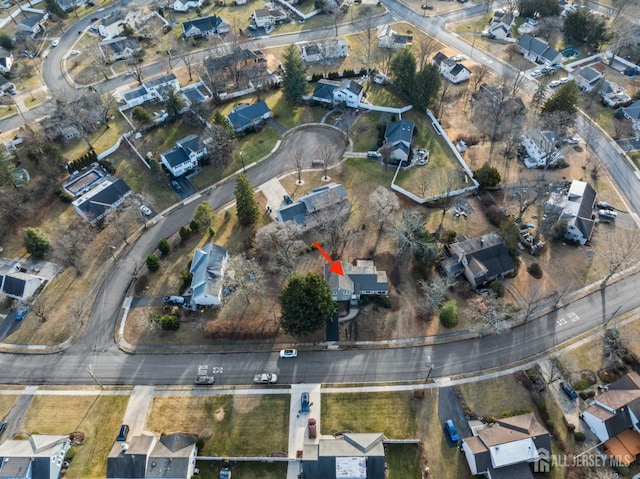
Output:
[
  {"xmin": 0, "ymin": 260, "xmax": 43, "ymax": 301},
  {"xmin": 184, "ymin": 243, "xmax": 229, "ymax": 309},
  {"xmin": 622, "ymin": 100, "xmax": 640, "ymax": 137},
  {"xmin": 226, "ymin": 100, "xmax": 271, "ymax": 133},
  {"xmin": 570, "ymin": 65, "xmax": 604, "ymax": 92},
  {"xmin": 298, "ymin": 39, "xmax": 348, "ymax": 64},
  {"xmin": 545, "ymin": 180, "xmax": 596, "ymax": 245},
  {"xmin": 56, "ymin": 0, "xmax": 86, "ymax": 12},
  {"xmin": 302, "ymin": 433, "xmax": 386, "ymax": 479},
  {"xmin": 0, "ymin": 434, "xmax": 71, "ymax": 479},
  {"xmin": 16, "ymin": 11, "xmax": 49, "ymax": 37},
  {"xmin": 462, "ymin": 413, "xmax": 551, "ymax": 478},
  {"xmin": 310, "ymin": 79, "xmax": 364, "ymax": 108},
  {"xmin": 383, "ymin": 119, "xmax": 414, "ymax": 163},
  {"xmin": 324, "ymin": 260, "xmax": 388, "ymax": 301},
  {"xmin": 486, "ymin": 10, "xmax": 514, "ymax": 40},
  {"xmin": 202, "ymin": 48, "xmax": 274, "ymax": 92},
  {"xmin": 432, "ymin": 52, "xmax": 470, "ymax": 84},
  {"xmin": 172, "ymin": 0, "xmax": 202, "ymax": 11},
  {"xmin": 99, "ymin": 37, "xmax": 142, "ymax": 63},
  {"xmin": 160, "ymin": 134, "xmax": 207, "ymax": 177},
  {"xmin": 516, "ymin": 34, "xmax": 562, "ymax": 66},
  {"xmin": 521, "ymin": 130, "xmax": 563, "ymax": 169},
  {"xmin": 478, "ymin": 83, "xmax": 526, "ymax": 117},
  {"xmin": 120, "ymin": 73, "xmax": 180, "ymax": 108},
  {"xmin": 0, "ymin": 75, "xmax": 14, "ymax": 95},
  {"xmin": 251, "ymin": 8, "xmax": 287, "ymax": 28},
  {"xmin": 107, "ymin": 433, "xmax": 198, "ymax": 479},
  {"xmin": 441, "ymin": 232, "xmax": 515, "ymax": 289},
  {"xmin": 278, "ymin": 183, "xmax": 350, "ymax": 230},
  {"xmin": 0, "ymin": 47, "xmax": 13, "ymax": 74},
  {"xmin": 376, "ymin": 24, "xmax": 413, "ymax": 49},
  {"xmin": 182, "ymin": 15, "xmax": 230, "ymax": 38},
  {"xmin": 72, "ymin": 177, "xmax": 133, "ymax": 224},
  {"xmin": 581, "ymin": 372, "xmax": 640, "ymax": 465},
  {"xmin": 601, "ymin": 80, "xmax": 630, "ymax": 108},
  {"xmin": 180, "ymin": 81, "xmax": 212, "ymax": 106}
]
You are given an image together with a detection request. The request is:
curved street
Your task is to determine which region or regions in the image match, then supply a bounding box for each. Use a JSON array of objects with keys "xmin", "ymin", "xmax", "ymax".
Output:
[{"xmin": 0, "ymin": 0, "xmax": 639, "ymax": 389}]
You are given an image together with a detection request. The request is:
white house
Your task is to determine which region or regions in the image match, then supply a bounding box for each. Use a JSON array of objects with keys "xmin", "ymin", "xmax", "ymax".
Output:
[
  {"xmin": 521, "ymin": 130, "xmax": 563, "ymax": 168},
  {"xmin": 432, "ymin": 52, "xmax": 471, "ymax": 84},
  {"xmin": 601, "ymin": 80, "xmax": 630, "ymax": 107},
  {"xmin": 622, "ymin": 100, "xmax": 640, "ymax": 137},
  {"xmin": 516, "ymin": 34, "xmax": 562, "ymax": 66},
  {"xmin": 0, "ymin": 435, "xmax": 71, "ymax": 479},
  {"xmin": 0, "ymin": 48, "xmax": 13, "ymax": 74},
  {"xmin": 545, "ymin": 180, "xmax": 596, "ymax": 245},
  {"xmin": 486, "ymin": 10, "xmax": 514, "ymax": 40},
  {"xmin": 462, "ymin": 414, "xmax": 551, "ymax": 478},
  {"xmin": 376, "ymin": 24, "xmax": 413, "ymax": 49},
  {"xmin": 332, "ymin": 79, "xmax": 364, "ymax": 108},
  {"xmin": 120, "ymin": 73, "xmax": 180, "ymax": 108},
  {"xmin": 298, "ymin": 39, "xmax": 348, "ymax": 64},
  {"xmin": 0, "ymin": 262, "xmax": 43, "ymax": 301},
  {"xmin": 99, "ymin": 37, "xmax": 142, "ymax": 63},
  {"xmin": 251, "ymin": 8, "xmax": 287, "ymax": 28},
  {"xmin": 182, "ymin": 15, "xmax": 231, "ymax": 38},
  {"xmin": 186, "ymin": 243, "xmax": 229, "ymax": 308},
  {"xmin": 160, "ymin": 134, "xmax": 207, "ymax": 177},
  {"xmin": 580, "ymin": 373, "xmax": 640, "ymax": 466},
  {"xmin": 16, "ymin": 11, "xmax": 48, "ymax": 37},
  {"xmin": 570, "ymin": 65, "xmax": 604, "ymax": 92},
  {"xmin": 172, "ymin": 0, "xmax": 202, "ymax": 11}
]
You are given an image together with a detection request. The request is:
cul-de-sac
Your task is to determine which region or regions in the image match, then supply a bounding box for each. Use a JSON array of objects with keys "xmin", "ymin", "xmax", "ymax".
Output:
[{"xmin": 1, "ymin": 0, "xmax": 640, "ymax": 477}]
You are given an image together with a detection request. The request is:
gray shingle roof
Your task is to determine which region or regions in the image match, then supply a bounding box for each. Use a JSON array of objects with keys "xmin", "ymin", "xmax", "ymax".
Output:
[
  {"xmin": 227, "ymin": 100, "xmax": 270, "ymax": 130},
  {"xmin": 517, "ymin": 34, "xmax": 548, "ymax": 56},
  {"xmin": 101, "ymin": 36, "xmax": 141, "ymax": 54},
  {"xmin": 75, "ymin": 178, "xmax": 132, "ymax": 220},
  {"xmin": 312, "ymin": 80, "xmax": 338, "ymax": 101},
  {"xmin": 145, "ymin": 73, "xmax": 177, "ymax": 89},
  {"xmin": 182, "ymin": 15, "xmax": 225, "ymax": 35},
  {"xmin": 384, "ymin": 119, "xmax": 414, "ymax": 145},
  {"xmin": 161, "ymin": 146, "xmax": 189, "ymax": 168},
  {"xmin": 622, "ymin": 100, "xmax": 640, "ymax": 120}
]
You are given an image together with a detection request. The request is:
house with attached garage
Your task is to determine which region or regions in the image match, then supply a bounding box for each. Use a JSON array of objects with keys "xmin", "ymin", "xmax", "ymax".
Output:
[
  {"xmin": 325, "ymin": 260, "xmax": 388, "ymax": 301},
  {"xmin": 580, "ymin": 372, "xmax": 640, "ymax": 466},
  {"xmin": 432, "ymin": 52, "xmax": 470, "ymax": 84},
  {"xmin": 72, "ymin": 177, "xmax": 133, "ymax": 224},
  {"xmin": 383, "ymin": 119, "xmax": 414, "ymax": 163},
  {"xmin": 570, "ymin": 65, "xmax": 604, "ymax": 92},
  {"xmin": 310, "ymin": 79, "xmax": 364, "ymax": 108},
  {"xmin": 278, "ymin": 183, "xmax": 350, "ymax": 231},
  {"xmin": 441, "ymin": 232, "xmax": 515, "ymax": 289},
  {"xmin": 516, "ymin": 34, "xmax": 562, "ymax": 66},
  {"xmin": 16, "ymin": 11, "xmax": 49, "ymax": 37},
  {"xmin": 621, "ymin": 100, "xmax": 640, "ymax": 138},
  {"xmin": 251, "ymin": 8, "xmax": 287, "ymax": 28},
  {"xmin": 601, "ymin": 80, "xmax": 630, "ymax": 107},
  {"xmin": 376, "ymin": 24, "xmax": 413, "ymax": 49},
  {"xmin": 99, "ymin": 37, "xmax": 142, "ymax": 63},
  {"xmin": 226, "ymin": 100, "xmax": 271, "ymax": 133},
  {"xmin": 160, "ymin": 134, "xmax": 207, "ymax": 177},
  {"xmin": 182, "ymin": 15, "xmax": 230, "ymax": 38},
  {"xmin": 462, "ymin": 413, "xmax": 551, "ymax": 479},
  {"xmin": 545, "ymin": 180, "xmax": 597, "ymax": 245},
  {"xmin": 120, "ymin": 73, "xmax": 180, "ymax": 108},
  {"xmin": 302, "ymin": 433, "xmax": 386, "ymax": 479},
  {"xmin": 172, "ymin": 0, "xmax": 202, "ymax": 11},
  {"xmin": 107, "ymin": 433, "xmax": 198, "ymax": 479},
  {"xmin": 183, "ymin": 243, "xmax": 229, "ymax": 309},
  {"xmin": 0, "ymin": 434, "xmax": 71, "ymax": 479},
  {"xmin": 298, "ymin": 39, "xmax": 348, "ymax": 64}
]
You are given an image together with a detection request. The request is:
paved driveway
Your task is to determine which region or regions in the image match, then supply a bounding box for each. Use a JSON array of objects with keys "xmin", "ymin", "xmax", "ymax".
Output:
[{"xmin": 438, "ymin": 386, "xmax": 471, "ymax": 447}]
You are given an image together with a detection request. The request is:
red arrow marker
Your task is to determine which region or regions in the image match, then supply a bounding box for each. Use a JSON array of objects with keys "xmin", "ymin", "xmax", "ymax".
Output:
[{"xmin": 313, "ymin": 241, "xmax": 344, "ymax": 276}]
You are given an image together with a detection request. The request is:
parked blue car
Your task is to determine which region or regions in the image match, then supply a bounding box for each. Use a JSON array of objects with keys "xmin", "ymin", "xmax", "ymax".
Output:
[
  {"xmin": 15, "ymin": 306, "xmax": 28, "ymax": 321},
  {"xmin": 444, "ymin": 420, "xmax": 460, "ymax": 443}
]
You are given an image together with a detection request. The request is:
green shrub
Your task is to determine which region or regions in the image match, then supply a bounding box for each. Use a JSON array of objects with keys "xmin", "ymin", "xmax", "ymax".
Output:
[
  {"xmin": 489, "ymin": 280, "xmax": 505, "ymax": 298},
  {"xmin": 196, "ymin": 437, "xmax": 205, "ymax": 449},
  {"xmin": 159, "ymin": 314, "xmax": 180, "ymax": 330},
  {"xmin": 158, "ymin": 238, "xmax": 171, "ymax": 256},
  {"xmin": 65, "ymin": 448, "xmax": 76, "ymax": 460},
  {"xmin": 566, "ymin": 423, "xmax": 575, "ymax": 432},
  {"xmin": 439, "ymin": 299, "xmax": 458, "ymax": 328},
  {"xmin": 572, "ymin": 379, "xmax": 590, "ymax": 390},
  {"xmin": 574, "ymin": 431, "xmax": 586, "ymax": 442},
  {"xmin": 146, "ymin": 254, "xmax": 160, "ymax": 272},
  {"xmin": 179, "ymin": 225, "xmax": 191, "ymax": 241},
  {"xmin": 373, "ymin": 295, "xmax": 391, "ymax": 309}
]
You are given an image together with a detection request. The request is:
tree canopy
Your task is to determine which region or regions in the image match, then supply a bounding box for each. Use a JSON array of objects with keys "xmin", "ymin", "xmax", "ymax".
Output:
[
  {"xmin": 278, "ymin": 273, "xmax": 336, "ymax": 337},
  {"xmin": 282, "ymin": 44, "xmax": 307, "ymax": 105},
  {"xmin": 23, "ymin": 227, "xmax": 51, "ymax": 258},
  {"xmin": 389, "ymin": 48, "xmax": 416, "ymax": 100},
  {"xmin": 473, "ymin": 163, "xmax": 501, "ymax": 189},
  {"xmin": 131, "ymin": 107, "xmax": 153, "ymax": 127},
  {"xmin": 164, "ymin": 87, "xmax": 186, "ymax": 117},
  {"xmin": 193, "ymin": 202, "xmax": 215, "ymax": 230},
  {"xmin": 563, "ymin": 10, "xmax": 611, "ymax": 51},
  {"xmin": 541, "ymin": 81, "xmax": 579, "ymax": 119},
  {"xmin": 234, "ymin": 173, "xmax": 260, "ymax": 226},
  {"xmin": 414, "ymin": 64, "xmax": 442, "ymax": 111},
  {"xmin": 518, "ymin": 0, "xmax": 561, "ymax": 17}
]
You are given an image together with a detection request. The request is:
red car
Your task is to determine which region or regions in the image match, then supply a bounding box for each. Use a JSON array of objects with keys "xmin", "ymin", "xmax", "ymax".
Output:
[{"xmin": 308, "ymin": 418, "xmax": 317, "ymax": 439}]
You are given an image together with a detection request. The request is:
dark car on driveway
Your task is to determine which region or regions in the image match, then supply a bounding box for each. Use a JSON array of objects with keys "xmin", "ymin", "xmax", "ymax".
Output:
[
  {"xmin": 444, "ymin": 419, "xmax": 460, "ymax": 443},
  {"xmin": 171, "ymin": 180, "xmax": 182, "ymax": 193},
  {"xmin": 560, "ymin": 381, "xmax": 578, "ymax": 400},
  {"xmin": 116, "ymin": 424, "xmax": 129, "ymax": 441}
]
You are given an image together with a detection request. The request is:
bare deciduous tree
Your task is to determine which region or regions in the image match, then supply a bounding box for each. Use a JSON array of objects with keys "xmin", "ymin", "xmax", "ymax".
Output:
[
  {"xmin": 600, "ymin": 228, "xmax": 640, "ymax": 288},
  {"xmin": 321, "ymin": 196, "xmax": 353, "ymax": 259},
  {"xmin": 368, "ymin": 186, "xmax": 399, "ymax": 231},
  {"xmin": 418, "ymin": 275, "xmax": 454, "ymax": 319},
  {"xmin": 415, "ymin": 35, "xmax": 439, "ymax": 71},
  {"xmin": 127, "ymin": 58, "xmax": 144, "ymax": 85},
  {"xmin": 291, "ymin": 148, "xmax": 304, "ymax": 185},
  {"xmin": 317, "ymin": 144, "xmax": 333, "ymax": 180},
  {"xmin": 30, "ymin": 296, "xmax": 54, "ymax": 322},
  {"xmin": 254, "ymin": 222, "xmax": 305, "ymax": 276},
  {"xmin": 53, "ymin": 219, "xmax": 95, "ymax": 275},
  {"xmin": 470, "ymin": 64, "xmax": 490, "ymax": 94},
  {"xmin": 228, "ymin": 253, "xmax": 266, "ymax": 304}
]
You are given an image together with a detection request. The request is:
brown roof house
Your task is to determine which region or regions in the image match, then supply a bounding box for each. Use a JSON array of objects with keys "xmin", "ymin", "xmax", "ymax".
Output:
[
  {"xmin": 441, "ymin": 232, "xmax": 515, "ymax": 289},
  {"xmin": 462, "ymin": 413, "xmax": 551, "ymax": 479},
  {"xmin": 581, "ymin": 372, "xmax": 640, "ymax": 465},
  {"xmin": 107, "ymin": 433, "xmax": 198, "ymax": 479},
  {"xmin": 324, "ymin": 260, "xmax": 388, "ymax": 301}
]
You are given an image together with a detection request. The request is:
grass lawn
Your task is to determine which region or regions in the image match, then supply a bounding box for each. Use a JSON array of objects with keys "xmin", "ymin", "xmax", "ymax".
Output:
[
  {"xmin": 0, "ymin": 395, "xmax": 19, "ymax": 420},
  {"xmin": 22, "ymin": 394, "xmax": 129, "ymax": 479},
  {"xmin": 196, "ymin": 461, "xmax": 288, "ymax": 479},
  {"xmin": 350, "ymin": 110, "xmax": 386, "ymax": 152},
  {"xmin": 458, "ymin": 374, "xmax": 537, "ymax": 419},
  {"xmin": 364, "ymin": 84, "xmax": 408, "ymax": 109},
  {"xmin": 386, "ymin": 444, "xmax": 422, "ymax": 479},
  {"xmin": 147, "ymin": 395, "xmax": 290, "ymax": 456}
]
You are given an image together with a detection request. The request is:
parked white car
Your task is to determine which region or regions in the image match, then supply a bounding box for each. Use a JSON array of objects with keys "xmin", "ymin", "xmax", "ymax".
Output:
[{"xmin": 279, "ymin": 349, "xmax": 298, "ymax": 358}]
